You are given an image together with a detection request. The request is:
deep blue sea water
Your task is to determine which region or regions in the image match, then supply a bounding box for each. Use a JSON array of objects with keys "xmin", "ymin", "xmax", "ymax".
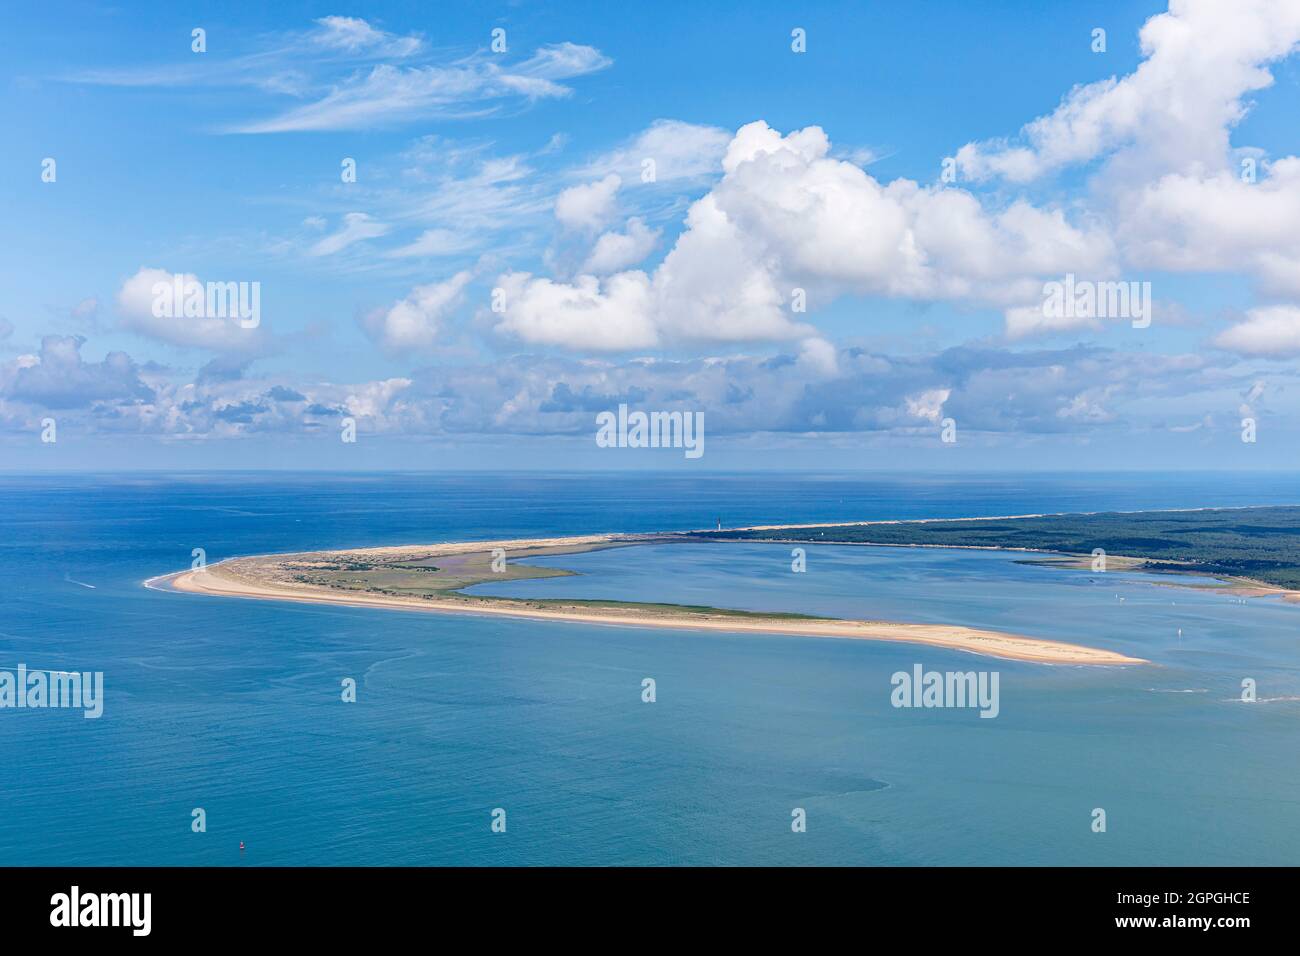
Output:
[{"xmin": 1, "ymin": 471, "xmax": 1298, "ymax": 865}]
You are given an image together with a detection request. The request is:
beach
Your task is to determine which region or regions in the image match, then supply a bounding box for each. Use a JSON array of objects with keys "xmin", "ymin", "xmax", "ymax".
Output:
[{"xmin": 153, "ymin": 532, "xmax": 1145, "ymax": 666}]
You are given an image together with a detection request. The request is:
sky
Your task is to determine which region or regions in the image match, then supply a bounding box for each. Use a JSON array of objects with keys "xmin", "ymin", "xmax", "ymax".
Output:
[{"xmin": 3, "ymin": 0, "xmax": 1300, "ymax": 470}]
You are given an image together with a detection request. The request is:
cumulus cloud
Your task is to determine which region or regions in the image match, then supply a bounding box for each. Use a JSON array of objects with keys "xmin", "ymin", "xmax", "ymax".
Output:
[
  {"xmin": 795, "ymin": 337, "xmax": 840, "ymax": 379},
  {"xmin": 1003, "ymin": 293, "xmax": 1142, "ymax": 341},
  {"xmin": 554, "ymin": 174, "xmax": 621, "ymax": 232},
  {"xmin": 1121, "ymin": 160, "xmax": 1300, "ymax": 297},
  {"xmin": 359, "ymin": 271, "xmax": 473, "ymax": 353},
  {"xmin": 581, "ymin": 217, "xmax": 660, "ymax": 274},
  {"xmin": 904, "ymin": 388, "xmax": 951, "ymax": 424},
  {"xmin": 956, "ymin": 0, "xmax": 1300, "ymax": 183},
  {"xmin": 948, "ymin": 0, "xmax": 1300, "ymax": 335},
  {"xmin": 711, "ymin": 122, "xmax": 1111, "ymax": 302},
  {"xmin": 0, "ymin": 333, "xmax": 1263, "ymax": 448},
  {"xmin": 343, "ymin": 343, "xmax": 1223, "ymax": 439},
  {"xmin": 493, "ymin": 120, "xmax": 1106, "ymax": 351},
  {"xmin": 493, "ymin": 272, "xmax": 658, "ymax": 351},
  {"xmin": 1, "ymin": 336, "xmax": 151, "ymax": 409},
  {"xmin": 1213, "ymin": 305, "xmax": 1300, "ymax": 357},
  {"xmin": 116, "ymin": 267, "xmax": 269, "ymax": 353}
]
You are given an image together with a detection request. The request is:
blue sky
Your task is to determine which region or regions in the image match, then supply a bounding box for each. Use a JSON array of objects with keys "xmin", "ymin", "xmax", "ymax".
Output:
[{"xmin": 3, "ymin": 0, "xmax": 1300, "ymax": 469}]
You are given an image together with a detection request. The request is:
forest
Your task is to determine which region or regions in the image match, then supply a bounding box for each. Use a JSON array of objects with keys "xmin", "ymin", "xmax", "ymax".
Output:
[{"xmin": 686, "ymin": 506, "xmax": 1300, "ymax": 589}]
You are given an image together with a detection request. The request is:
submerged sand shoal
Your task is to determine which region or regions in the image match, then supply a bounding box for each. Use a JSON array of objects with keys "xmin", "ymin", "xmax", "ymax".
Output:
[{"xmin": 149, "ymin": 532, "xmax": 1146, "ymax": 666}]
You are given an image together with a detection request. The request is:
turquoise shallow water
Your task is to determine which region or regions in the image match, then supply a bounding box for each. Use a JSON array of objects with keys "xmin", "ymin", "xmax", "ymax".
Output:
[{"xmin": 1, "ymin": 472, "xmax": 1298, "ymax": 865}]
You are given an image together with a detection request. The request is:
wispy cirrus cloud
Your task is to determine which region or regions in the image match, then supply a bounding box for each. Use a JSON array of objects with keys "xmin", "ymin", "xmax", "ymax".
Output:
[
  {"xmin": 232, "ymin": 42, "xmax": 611, "ymax": 133},
  {"xmin": 232, "ymin": 41, "xmax": 608, "ymax": 132},
  {"xmin": 64, "ymin": 16, "xmax": 610, "ymax": 134},
  {"xmin": 64, "ymin": 16, "xmax": 423, "ymax": 97},
  {"xmin": 573, "ymin": 119, "xmax": 731, "ymax": 185},
  {"xmin": 309, "ymin": 213, "xmax": 392, "ymax": 257}
]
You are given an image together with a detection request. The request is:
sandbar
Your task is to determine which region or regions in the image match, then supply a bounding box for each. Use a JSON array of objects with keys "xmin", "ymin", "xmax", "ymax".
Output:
[{"xmin": 148, "ymin": 532, "xmax": 1145, "ymax": 666}]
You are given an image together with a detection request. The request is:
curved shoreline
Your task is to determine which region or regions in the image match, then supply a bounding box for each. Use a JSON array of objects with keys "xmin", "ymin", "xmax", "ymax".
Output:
[{"xmin": 147, "ymin": 532, "xmax": 1146, "ymax": 667}]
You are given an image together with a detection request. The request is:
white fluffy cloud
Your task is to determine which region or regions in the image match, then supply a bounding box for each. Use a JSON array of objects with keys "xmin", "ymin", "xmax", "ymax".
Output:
[
  {"xmin": 644, "ymin": 187, "xmax": 810, "ymax": 343},
  {"xmin": 359, "ymin": 271, "xmax": 472, "ymax": 353},
  {"xmin": 904, "ymin": 388, "xmax": 951, "ymax": 424},
  {"xmin": 581, "ymin": 217, "xmax": 660, "ymax": 274},
  {"xmin": 951, "ymin": 0, "xmax": 1300, "ymax": 338},
  {"xmin": 1121, "ymin": 160, "xmax": 1300, "ymax": 297},
  {"xmin": 957, "ymin": 0, "xmax": 1300, "ymax": 183},
  {"xmin": 709, "ymin": 122, "xmax": 1110, "ymax": 303},
  {"xmin": 1003, "ymin": 302, "xmax": 1100, "ymax": 341},
  {"xmin": 795, "ymin": 337, "xmax": 840, "ymax": 379},
  {"xmin": 493, "ymin": 271, "xmax": 658, "ymax": 351},
  {"xmin": 554, "ymin": 174, "xmax": 621, "ymax": 232},
  {"xmin": 494, "ymin": 120, "xmax": 1106, "ymax": 351},
  {"xmin": 1213, "ymin": 305, "xmax": 1300, "ymax": 357},
  {"xmin": 116, "ymin": 267, "xmax": 268, "ymax": 353}
]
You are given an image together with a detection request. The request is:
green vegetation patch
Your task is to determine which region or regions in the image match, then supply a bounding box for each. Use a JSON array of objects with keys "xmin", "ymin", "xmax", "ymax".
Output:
[
  {"xmin": 682, "ymin": 506, "xmax": 1300, "ymax": 589},
  {"xmin": 491, "ymin": 598, "xmax": 832, "ymax": 620}
]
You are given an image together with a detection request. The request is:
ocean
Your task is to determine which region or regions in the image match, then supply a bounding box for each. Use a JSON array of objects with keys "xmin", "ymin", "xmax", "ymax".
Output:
[{"xmin": 1, "ymin": 471, "xmax": 1298, "ymax": 865}]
